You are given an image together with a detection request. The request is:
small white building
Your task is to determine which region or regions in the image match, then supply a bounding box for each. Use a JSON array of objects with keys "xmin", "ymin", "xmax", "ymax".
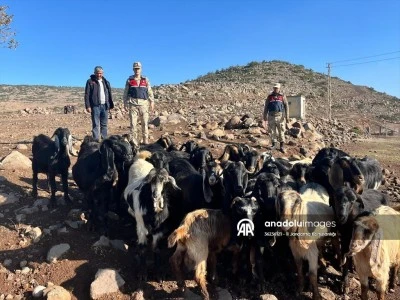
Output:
[{"xmin": 287, "ymin": 95, "xmax": 306, "ymax": 119}]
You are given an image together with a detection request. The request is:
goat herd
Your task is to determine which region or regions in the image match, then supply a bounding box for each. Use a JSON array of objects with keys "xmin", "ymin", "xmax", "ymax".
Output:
[{"xmin": 30, "ymin": 127, "xmax": 399, "ymax": 300}]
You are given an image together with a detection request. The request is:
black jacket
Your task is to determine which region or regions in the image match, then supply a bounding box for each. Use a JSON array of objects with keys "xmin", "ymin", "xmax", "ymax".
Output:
[{"xmin": 84, "ymin": 75, "xmax": 114, "ymax": 109}]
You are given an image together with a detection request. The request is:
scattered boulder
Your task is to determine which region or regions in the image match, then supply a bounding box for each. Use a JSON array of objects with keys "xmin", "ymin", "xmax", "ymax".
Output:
[
  {"xmin": 47, "ymin": 244, "xmax": 70, "ymax": 263},
  {"xmin": 43, "ymin": 285, "xmax": 71, "ymax": 300},
  {"xmin": 225, "ymin": 116, "xmax": 242, "ymax": 129},
  {"xmin": 0, "ymin": 151, "xmax": 32, "ymax": 170},
  {"xmin": 90, "ymin": 269, "xmax": 125, "ymax": 299}
]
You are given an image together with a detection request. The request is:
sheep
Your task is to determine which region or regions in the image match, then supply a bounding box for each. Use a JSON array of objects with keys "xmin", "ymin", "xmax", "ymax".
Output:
[
  {"xmin": 32, "ymin": 127, "xmax": 78, "ymax": 207},
  {"xmin": 168, "ymin": 209, "xmax": 231, "ymax": 300},
  {"xmin": 332, "ymin": 186, "xmax": 388, "ymax": 293},
  {"xmin": 276, "ymin": 188, "xmax": 337, "ymax": 300},
  {"xmin": 344, "ymin": 206, "xmax": 400, "ymax": 300}
]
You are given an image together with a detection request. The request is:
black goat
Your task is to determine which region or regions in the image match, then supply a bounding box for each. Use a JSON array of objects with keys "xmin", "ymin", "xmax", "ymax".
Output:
[
  {"xmin": 32, "ymin": 127, "xmax": 78, "ymax": 206},
  {"xmin": 312, "ymin": 147, "xmax": 350, "ymax": 166},
  {"xmin": 179, "ymin": 140, "xmax": 199, "ymax": 154},
  {"xmin": 230, "ymin": 196, "xmax": 266, "ymax": 292},
  {"xmin": 168, "ymin": 158, "xmax": 217, "ymax": 211},
  {"xmin": 189, "ymin": 146, "xmax": 214, "ymax": 171},
  {"xmin": 140, "ymin": 135, "xmax": 178, "ymax": 152},
  {"xmin": 222, "ymin": 161, "xmax": 249, "ymax": 214},
  {"xmin": 329, "ymin": 156, "xmax": 384, "ymax": 194},
  {"xmin": 332, "ymin": 186, "xmax": 388, "ymax": 294},
  {"xmin": 219, "ymin": 143, "xmax": 258, "ymax": 174},
  {"xmin": 72, "ymin": 137, "xmax": 134, "ymax": 235},
  {"xmin": 64, "ymin": 105, "xmax": 76, "ymax": 114}
]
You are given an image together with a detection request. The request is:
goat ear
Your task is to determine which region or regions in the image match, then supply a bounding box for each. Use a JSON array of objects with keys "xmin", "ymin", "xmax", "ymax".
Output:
[
  {"xmin": 355, "ymin": 194, "xmax": 365, "ymax": 209},
  {"xmin": 201, "ymin": 168, "xmax": 213, "ymax": 203},
  {"xmin": 221, "ymin": 160, "xmax": 231, "ymax": 169},
  {"xmin": 100, "ymin": 143, "xmax": 115, "ymax": 181},
  {"xmin": 230, "ymin": 196, "xmax": 241, "ymax": 208},
  {"xmin": 329, "ymin": 160, "xmax": 344, "ymax": 190},
  {"xmin": 219, "ymin": 146, "xmax": 231, "ymax": 162},
  {"xmin": 145, "ymin": 168, "xmax": 157, "ymax": 182},
  {"xmin": 51, "ymin": 134, "xmax": 60, "ymax": 153},
  {"xmin": 168, "ymin": 176, "xmax": 181, "ymax": 190},
  {"xmin": 369, "ymin": 227, "xmax": 383, "ymax": 273}
]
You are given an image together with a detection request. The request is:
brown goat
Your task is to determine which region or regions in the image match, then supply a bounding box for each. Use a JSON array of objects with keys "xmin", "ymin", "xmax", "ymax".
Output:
[
  {"xmin": 168, "ymin": 209, "xmax": 230, "ymax": 300},
  {"xmin": 345, "ymin": 206, "xmax": 400, "ymax": 300}
]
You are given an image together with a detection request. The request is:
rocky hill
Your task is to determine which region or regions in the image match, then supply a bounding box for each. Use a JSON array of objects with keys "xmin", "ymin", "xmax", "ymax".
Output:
[{"xmin": 1, "ymin": 60, "xmax": 399, "ymax": 135}]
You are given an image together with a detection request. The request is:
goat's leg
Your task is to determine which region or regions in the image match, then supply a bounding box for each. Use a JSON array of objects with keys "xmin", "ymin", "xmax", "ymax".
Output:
[
  {"xmin": 61, "ymin": 171, "xmax": 71, "ymax": 203},
  {"xmin": 208, "ymin": 252, "xmax": 218, "ymax": 284},
  {"xmin": 135, "ymin": 244, "xmax": 149, "ymax": 281},
  {"xmin": 194, "ymin": 260, "xmax": 209, "ymax": 300},
  {"xmin": 358, "ymin": 271, "xmax": 369, "ymax": 300},
  {"xmin": 389, "ymin": 265, "xmax": 399, "ymax": 292},
  {"xmin": 308, "ymin": 253, "xmax": 321, "ymax": 300},
  {"xmin": 48, "ymin": 172, "xmax": 57, "ymax": 207},
  {"xmin": 294, "ymin": 256, "xmax": 304, "ymax": 296},
  {"xmin": 32, "ymin": 170, "xmax": 38, "ymax": 198},
  {"xmin": 169, "ymin": 246, "xmax": 186, "ymax": 292},
  {"xmin": 255, "ymin": 246, "xmax": 266, "ymax": 292},
  {"xmin": 375, "ymin": 269, "xmax": 389, "ymax": 300}
]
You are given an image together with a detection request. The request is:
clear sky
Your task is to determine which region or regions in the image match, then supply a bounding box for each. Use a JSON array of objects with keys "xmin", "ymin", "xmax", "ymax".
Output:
[{"xmin": 1, "ymin": 0, "xmax": 399, "ymax": 98}]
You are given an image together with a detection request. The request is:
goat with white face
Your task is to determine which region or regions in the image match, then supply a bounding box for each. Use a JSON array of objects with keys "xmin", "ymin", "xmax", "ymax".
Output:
[
  {"xmin": 125, "ymin": 167, "xmax": 181, "ymax": 281},
  {"xmin": 32, "ymin": 127, "xmax": 79, "ymax": 206}
]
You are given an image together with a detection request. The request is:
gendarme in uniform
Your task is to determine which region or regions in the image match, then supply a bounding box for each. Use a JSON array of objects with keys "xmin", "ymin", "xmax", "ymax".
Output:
[
  {"xmin": 123, "ymin": 62, "xmax": 154, "ymax": 144},
  {"xmin": 263, "ymin": 83, "xmax": 289, "ymax": 152}
]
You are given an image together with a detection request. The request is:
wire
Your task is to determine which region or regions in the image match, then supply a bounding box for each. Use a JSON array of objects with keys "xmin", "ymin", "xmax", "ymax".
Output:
[
  {"xmin": 329, "ymin": 51, "xmax": 400, "ymax": 64},
  {"xmin": 331, "ymin": 56, "xmax": 400, "ymax": 68}
]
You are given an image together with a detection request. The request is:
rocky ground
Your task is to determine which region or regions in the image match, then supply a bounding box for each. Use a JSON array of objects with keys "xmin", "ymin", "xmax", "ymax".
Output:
[{"xmin": 0, "ymin": 92, "xmax": 400, "ymax": 300}]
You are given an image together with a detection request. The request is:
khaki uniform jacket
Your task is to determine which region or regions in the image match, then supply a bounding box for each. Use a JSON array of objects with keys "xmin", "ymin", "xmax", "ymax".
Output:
[
  {"xmin": 123, "ymin": 75, "xmax": 154, "ymax": 107},
  {"xmin": 263, "ymin": 92, "xmax": 289, "ymax": 121}
]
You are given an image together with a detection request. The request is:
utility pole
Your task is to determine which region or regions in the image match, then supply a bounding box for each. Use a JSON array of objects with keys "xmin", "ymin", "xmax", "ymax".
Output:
[{"xmin": 327, "ymin": 63, "xmax": 332, "ymax": 120}]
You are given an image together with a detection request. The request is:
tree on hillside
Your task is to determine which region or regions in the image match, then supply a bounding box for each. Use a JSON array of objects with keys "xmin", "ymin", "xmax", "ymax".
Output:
[{"xmin": 0, "ymin": 5, "xmax": 18, "ymax": 49}]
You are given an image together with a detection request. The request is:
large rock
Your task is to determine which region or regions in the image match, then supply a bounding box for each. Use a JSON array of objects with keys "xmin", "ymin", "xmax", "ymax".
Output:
[
  {"xmin": 47, "ymin": 244, "xmax": 70, "ymax": 263},
  {"xmin": 90, "ymin": 269, "xmax": 125, "ymax": 299},
  {"xmin": 225, "ymin": 116, "xmax": 242, "ymax": 129},
  {"xmin": 0, "ymin": 151, "xmax": 32, "ymax": 170},
  {"xmin": 43, "ymin": 285, "xmax": 71, "ymax": 300},
  {"xmin": 209, "ymin": 129, "xmax": 225, "ymax": 138}
]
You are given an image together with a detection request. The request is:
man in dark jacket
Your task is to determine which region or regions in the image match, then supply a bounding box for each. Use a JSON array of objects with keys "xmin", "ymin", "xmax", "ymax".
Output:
[{"xmin": 84, "ymin": 66, "xmax": 114, "ymax": 141}]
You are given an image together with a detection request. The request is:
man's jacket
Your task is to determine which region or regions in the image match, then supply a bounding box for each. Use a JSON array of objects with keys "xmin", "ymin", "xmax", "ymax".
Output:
[{"xmin": 84, "ymin": 75, "xmax": 114, "ymax": 109}]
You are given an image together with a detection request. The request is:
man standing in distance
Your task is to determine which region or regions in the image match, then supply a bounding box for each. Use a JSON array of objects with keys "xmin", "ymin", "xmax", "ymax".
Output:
[
  {"xmin": 123, "ymin": 62, "xmax": 154, "ymax": 144},
  {"xmin": 84, "ymin": 66, "xmax": 114, "ymax": 141},
  {"xmin": 263, "ymin": 83, "xmax": 289, "ymax": 153}
]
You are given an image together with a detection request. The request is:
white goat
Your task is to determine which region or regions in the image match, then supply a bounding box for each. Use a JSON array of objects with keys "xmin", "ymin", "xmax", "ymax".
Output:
[
  {"xmin": 276, "ymin": 186, "xmax": 336, "ymax": 300},
  {"xmin": 345, "ymin": 205, "xmax": 400, "ymax": 300}
]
